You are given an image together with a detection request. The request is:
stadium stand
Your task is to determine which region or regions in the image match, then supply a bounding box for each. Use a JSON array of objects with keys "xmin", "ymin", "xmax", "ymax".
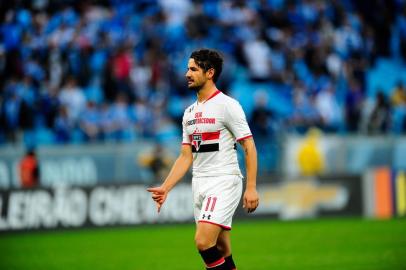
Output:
[{"xmin": 1, "ymin": 0, "xmax": 406, "ymax": 148}]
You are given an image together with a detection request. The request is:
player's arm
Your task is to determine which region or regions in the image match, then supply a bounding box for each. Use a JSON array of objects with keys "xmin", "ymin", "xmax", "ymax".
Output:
[
  {"xmin": 147, "ymin": 144, "xmax": 193, "ymax": 212},
  {"xmin": 239, "ymin": 137, "xmax": 259, "ymax": 213},
  {"xmin": 161, "ymin": 144, "xmax": 193, "ymax": 191}
]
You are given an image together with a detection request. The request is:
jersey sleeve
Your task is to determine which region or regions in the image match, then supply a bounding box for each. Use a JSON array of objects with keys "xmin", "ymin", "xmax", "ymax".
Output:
[
  {"xmin": 224, "ymin": 100, "xmax": 253, "ymax": 141},
  {"xmin": 182, "ymin": 111, "xmax": 191, "ymax": 145}
]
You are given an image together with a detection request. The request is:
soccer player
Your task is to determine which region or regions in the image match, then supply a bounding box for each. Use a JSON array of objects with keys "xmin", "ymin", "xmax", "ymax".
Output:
[{"xmin": 147, "ymin": 49, "xmax": 259, "ymax": 270}]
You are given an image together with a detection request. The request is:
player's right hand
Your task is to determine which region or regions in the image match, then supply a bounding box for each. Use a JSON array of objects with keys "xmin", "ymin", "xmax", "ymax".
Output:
[{"xmin": 147, "ymin": 186, "xmax": 168, "ymax": 213}]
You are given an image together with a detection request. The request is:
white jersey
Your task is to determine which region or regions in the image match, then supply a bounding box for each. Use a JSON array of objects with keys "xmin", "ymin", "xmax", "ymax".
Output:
[{"xmin": 182, "ymin": 90, "xmax": 252, "ymax": 178}]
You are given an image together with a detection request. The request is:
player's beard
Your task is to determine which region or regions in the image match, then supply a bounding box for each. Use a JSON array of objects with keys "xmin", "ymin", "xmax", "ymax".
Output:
[{"xmin": 188, "ymin": 81, "xmax": 204, "ymax": 92}]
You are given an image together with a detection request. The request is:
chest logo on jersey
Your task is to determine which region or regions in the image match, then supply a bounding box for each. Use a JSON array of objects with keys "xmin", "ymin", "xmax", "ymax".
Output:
[
  {"xmin": 186, "ymin": 112, "xmax": 216, "ymax": 127},
  {"xmin": 192, "ymin": 133, "xmax": 202, "ymax": 151}
]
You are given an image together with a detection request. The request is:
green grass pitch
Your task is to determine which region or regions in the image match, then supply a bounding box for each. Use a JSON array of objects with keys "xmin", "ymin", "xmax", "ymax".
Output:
[{"xmin": 0, "ymin": 218, "xmax": 405, "ymax": 270}]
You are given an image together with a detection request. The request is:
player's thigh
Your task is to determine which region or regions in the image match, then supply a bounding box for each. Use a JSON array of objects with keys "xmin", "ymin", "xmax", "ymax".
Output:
[{"xmin": 195, "ymin": 221, "xmax": 223, "ymax": 250}]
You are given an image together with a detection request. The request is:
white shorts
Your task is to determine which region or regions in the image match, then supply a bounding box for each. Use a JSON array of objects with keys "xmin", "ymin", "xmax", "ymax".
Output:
[{"xmin": 192, "ymin": 174, "xmax": 243, "ymax": 230}]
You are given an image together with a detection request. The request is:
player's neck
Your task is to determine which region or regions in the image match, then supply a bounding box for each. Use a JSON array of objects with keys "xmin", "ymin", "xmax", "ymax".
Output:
[{"xmin": 196, "ymin": 82, "xmax": 218, "ymax": 103}]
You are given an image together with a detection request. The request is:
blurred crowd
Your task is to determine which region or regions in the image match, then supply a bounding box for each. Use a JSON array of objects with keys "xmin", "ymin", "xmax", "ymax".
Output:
[{"xmin": 1, "ymin": 0, "xmax": 406, "ymax": 147}]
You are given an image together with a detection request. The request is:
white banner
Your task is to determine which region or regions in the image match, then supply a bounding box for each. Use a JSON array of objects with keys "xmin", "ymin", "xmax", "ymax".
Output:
[{"xmin": 0, "ymin": 184, "xmax": 193, "ymax": 231}]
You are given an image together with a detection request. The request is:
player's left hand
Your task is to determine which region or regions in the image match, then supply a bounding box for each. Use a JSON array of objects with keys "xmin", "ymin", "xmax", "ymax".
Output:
[{"xmin": 243, "ymin": 188, "xmax": 259, "ymax": 213}]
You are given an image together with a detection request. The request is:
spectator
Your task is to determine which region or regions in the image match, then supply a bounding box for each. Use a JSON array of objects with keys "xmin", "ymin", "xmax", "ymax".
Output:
[
  {"xmin": 138, "ymin": 143, "xmax": 173, "ymax": 182},
  {"xmin": 79, "ymin": 101, "xmax": 101, "ymax": 142},
  {"xmin": 1, "ymin": 84, "xmax": 34, "ymax": 142},
  {"xmin": 111, "ymin": 45, "xmax": 134, "ymax": 100},
  {"xmin": 54, "ymin": 105, "xmax": 74, "ymax": 143},
  {"xmin": 290, "ymin": 85, "xmax": 323, "ymax": 134},
  {"xmin": 58, "ymin": 76, "xmax": 86, "ymax": 123},
  {"xmin": 297, "ymin": 128, "xmax": 325, "ymax": 177},
  {"xmin": 242, "ymin": 34, "xmax": 272, "ymax": 82},
  {"xmin": 367, "ymin": 91, "xmax": 391, "ymax": 134},
  {"xmin": 390, "ymin": 81, "xmax": 406, "ymax": 107},
  {"xmin": 315, "ymin": 84, "xmax": 343, "ymax": 133},
  {"xmin": 390, "ymin": 81, "xmax": 406, "ymax": 133},
  {"xmin": 345, "ymin": 79, "xmax": 364, "ymax": 132},
  {"xmin": 19, "ymin": 149, "xmax": 40, "ymax": 188},
  {"xmin": 249, "ymin": 90, "xmax": 274, "ymax": 138},
  {"xmin": 399, "ymin": 6, "xmax": 406, "ymax": 61},
  {"xmin": 39, "ymin": 83, "xmax": 60, "ymax": 129},
  {"xmin": 130, "ymin": 59, "xmax": 151, "ymax": 101},
  {"xmin": 101, "ymin": 94, "xmax": 132, "ymax": 141},
  {"xmin": 128, "ymin": 99, "xmax": 155, "ymax": 138}
]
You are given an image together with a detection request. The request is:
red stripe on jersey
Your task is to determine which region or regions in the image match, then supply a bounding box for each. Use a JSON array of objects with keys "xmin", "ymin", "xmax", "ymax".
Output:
[
  {"xmin": 202, "ymin": 131, "xmax": 220, "ymax": 140},
  {"xmin": 206, "ymin": 257, "xmax": 225, "ymax": 268},
  {"xmin": 236, "ymin": 134, "xmax": 253, "ymax": 142},
  {"xmin": 189, "ymin": 131, "xmax": 220, "ymax": 141},
  {"xmin": 204, "ymin": 90, "xmax": 221, "ymax": 103},
  {"xmin": 182, "ymin": 143, "xmax": 191, "ymax": 145}
]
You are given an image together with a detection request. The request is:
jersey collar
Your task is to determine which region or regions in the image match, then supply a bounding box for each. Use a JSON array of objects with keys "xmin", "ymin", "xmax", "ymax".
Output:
[{"xmin": 202, "ymin": 90, "xmax": 221, "ymax": 104}]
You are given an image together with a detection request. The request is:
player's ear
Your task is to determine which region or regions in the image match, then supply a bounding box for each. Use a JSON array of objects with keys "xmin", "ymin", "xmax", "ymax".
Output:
[{"xmin": 206, "ymin": 68, "xmax": 215, "ymax": 80}]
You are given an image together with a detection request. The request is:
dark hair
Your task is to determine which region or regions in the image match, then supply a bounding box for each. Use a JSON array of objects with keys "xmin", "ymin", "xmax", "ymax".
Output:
[{"xmin": 190, "ymin": 49, "xmax": 223, "ymax": 82}]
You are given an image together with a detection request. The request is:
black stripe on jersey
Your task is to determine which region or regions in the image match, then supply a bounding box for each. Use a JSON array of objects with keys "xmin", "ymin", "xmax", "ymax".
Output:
[{"xmin": 192, "ymin": 143, "xmax": 219, "ymax": 153}]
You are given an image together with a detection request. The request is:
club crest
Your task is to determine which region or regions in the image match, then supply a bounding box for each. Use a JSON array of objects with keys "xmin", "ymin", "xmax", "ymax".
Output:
[{"xmin": 192, "ymin": 133, "xmax": 202, "ymax": 151}]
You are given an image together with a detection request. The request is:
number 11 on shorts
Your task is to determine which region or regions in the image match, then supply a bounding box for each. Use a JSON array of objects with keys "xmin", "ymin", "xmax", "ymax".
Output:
[{"xmin": 204, "ymin": 196, "xmax": 217, "ymax": 212}]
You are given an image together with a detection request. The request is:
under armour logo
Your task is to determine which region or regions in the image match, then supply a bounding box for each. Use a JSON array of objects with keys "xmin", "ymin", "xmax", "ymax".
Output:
[{"xmin": 202, "ymin": 214, "xmax": 211, "ymax": 220}]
